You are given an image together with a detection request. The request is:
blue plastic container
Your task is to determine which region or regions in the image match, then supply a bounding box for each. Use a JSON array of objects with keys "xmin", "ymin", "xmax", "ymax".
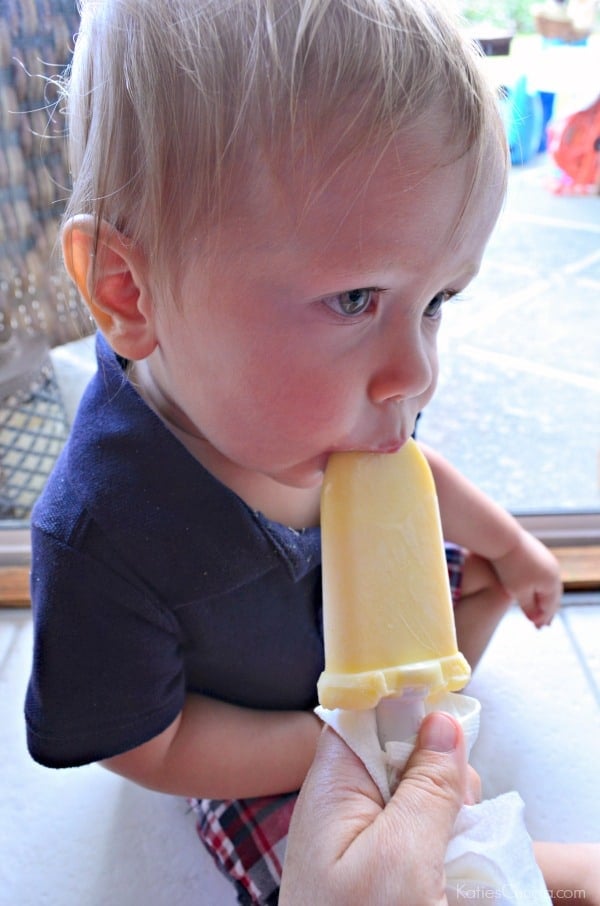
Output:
[{"xmin": 501, "ymin": 76, "xmax": 545, "ymax": 165}]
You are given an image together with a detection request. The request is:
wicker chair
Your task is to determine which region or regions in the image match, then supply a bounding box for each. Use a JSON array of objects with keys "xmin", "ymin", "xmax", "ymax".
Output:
[
  {"xmin": 0, "ymin": 0, "xmax": 93, "ymax": 344},
  {"xmin": 0, "ymin": 0, "xmax": 94, "ymax": 520}
]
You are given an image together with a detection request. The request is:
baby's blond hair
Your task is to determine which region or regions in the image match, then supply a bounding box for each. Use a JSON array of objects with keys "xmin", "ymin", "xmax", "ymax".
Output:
[{"xmin": 66, "ymin": 0, "xmax": 506, "ymax": 284}]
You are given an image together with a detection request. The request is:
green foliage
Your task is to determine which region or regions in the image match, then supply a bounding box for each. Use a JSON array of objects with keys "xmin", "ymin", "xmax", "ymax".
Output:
[{"xmin": 458, "ymin": 0, "xmax": 536, "ymax": 33}]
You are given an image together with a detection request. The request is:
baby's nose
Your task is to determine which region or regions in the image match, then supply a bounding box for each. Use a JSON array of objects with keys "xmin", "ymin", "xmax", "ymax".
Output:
[{"xmin": 367, "ymin": 336, "xmax": 434, "ymax": 405}]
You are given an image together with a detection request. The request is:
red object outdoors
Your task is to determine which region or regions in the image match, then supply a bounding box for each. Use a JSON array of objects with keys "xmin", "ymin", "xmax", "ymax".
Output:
[{"xmin": 548, "ymin": 95, "xmax": 600, "ymax": 192}]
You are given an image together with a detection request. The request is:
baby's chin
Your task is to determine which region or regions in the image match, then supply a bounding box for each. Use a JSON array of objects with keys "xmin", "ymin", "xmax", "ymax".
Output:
[{"xmin": 264, "ymin": 455, "xmax": 329, "ymax": 490}]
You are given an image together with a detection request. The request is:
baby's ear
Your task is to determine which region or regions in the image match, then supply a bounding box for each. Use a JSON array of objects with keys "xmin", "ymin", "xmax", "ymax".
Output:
[{"xmin": 62, "ymin": 216, "xmax": 157, "ymax": 361}]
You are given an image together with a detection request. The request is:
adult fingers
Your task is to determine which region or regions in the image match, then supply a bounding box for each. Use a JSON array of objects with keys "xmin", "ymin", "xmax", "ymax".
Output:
[
  {"xmin": 380, "ymin": 712, "xmax": 468, "ymax": 893},
  {"xmin": 280, "ymin": 726, "xmax": 383, "ymax": 904}
]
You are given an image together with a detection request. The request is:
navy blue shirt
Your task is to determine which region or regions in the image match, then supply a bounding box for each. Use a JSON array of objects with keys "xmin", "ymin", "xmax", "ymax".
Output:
[{"xmin": 26, "ymin": 335, "xmax": 324, "ymax": 768}]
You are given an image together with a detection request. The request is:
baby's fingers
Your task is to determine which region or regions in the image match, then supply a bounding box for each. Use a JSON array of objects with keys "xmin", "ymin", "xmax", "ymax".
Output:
[{"xmin": 520, "ymin": 589, "xmax": 559, "ymax": 628}]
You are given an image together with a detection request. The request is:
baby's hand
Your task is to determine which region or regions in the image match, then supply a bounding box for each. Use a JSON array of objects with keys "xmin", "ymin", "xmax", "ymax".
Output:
[{"xmin": 492, "ymin": 531, "xmax": 562, "ymax": 628}]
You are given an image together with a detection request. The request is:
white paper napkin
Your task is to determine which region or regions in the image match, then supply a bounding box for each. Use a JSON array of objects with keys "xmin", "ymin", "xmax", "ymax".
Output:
[{"xmin": 316, "ymin": 694, "xmax": 551, "ymax": 906}]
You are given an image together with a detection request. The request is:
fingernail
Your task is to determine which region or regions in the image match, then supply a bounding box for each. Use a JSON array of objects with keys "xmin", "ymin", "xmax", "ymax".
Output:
[{"xmin": 420, "ymin": 713, "xmax": 459, "ymax": 753}]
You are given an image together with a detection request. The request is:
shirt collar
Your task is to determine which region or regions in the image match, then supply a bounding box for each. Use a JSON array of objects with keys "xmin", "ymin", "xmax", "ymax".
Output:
[{"xmin": 67, "ymin": 334, "xmax": 321, "ymax": 596}]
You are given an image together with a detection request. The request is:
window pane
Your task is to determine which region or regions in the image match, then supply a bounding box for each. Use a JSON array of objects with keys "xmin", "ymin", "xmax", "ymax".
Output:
[{"xmin": 419, "ymin": 155, "xmax": 600, "ymax": 514}]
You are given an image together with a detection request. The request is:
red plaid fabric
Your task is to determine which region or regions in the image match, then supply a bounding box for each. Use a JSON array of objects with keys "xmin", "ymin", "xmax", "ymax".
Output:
[
  {"xmin": 190, "ymin": 792, "xmax": 296, "ymax": 904},
  {"xmin": 190, "ymin": 543, "xmax": 465, "ymax": 904},
  {"xmin": 446, "ymin": 542, "xmax": 465, "ymax": 604}
]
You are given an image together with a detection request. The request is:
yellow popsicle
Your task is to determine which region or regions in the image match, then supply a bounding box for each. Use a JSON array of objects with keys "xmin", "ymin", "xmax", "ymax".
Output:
[{"xmin": 317, "ymin": 439, "xmax": 471, "ymax": 710}]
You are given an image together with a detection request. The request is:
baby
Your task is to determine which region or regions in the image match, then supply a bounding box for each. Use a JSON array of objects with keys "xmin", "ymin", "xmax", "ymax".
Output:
[{"xmin": 26, "ymin": 1, "xmax": 596, "ymax": 903}]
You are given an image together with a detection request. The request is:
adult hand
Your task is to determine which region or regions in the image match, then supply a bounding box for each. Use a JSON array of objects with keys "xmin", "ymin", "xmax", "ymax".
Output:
[{"xmin": 280, "ymin": 712, "xmax": 475, "ymax": 906}]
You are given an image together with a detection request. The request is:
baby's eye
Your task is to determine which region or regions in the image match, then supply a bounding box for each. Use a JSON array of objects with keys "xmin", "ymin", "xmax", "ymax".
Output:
[
  {"xmin": 322, "ymin": 287, "xmax": 379, "ymax": 318},
  {"xmin": 424, "ymin": 290, "xmax": 453, "ymax": 319}
]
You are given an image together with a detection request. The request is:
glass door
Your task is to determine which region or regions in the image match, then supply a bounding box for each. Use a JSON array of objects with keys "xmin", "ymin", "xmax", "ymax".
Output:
[
  {"xmin": 419, "ymin": 156, "xmax": 600, "ymax": 523},
  {"xmin": 419, "ymin": 27, "xmax": 600, "ymax": 545}
]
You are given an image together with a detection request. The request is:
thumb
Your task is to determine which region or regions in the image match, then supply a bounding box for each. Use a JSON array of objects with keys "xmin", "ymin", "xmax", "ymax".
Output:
[{"xmin": 385, "ymin": 712, "xmax": 467, "ymax": 869}]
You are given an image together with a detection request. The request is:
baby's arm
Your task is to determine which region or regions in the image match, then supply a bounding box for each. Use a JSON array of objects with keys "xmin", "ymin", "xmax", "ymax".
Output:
[
  {"xmin": 102, "ymin": 693, "xmax": 321, "ymax": 799},
  {"xmin": 420, "ymin": 443, "xmax": 562, "ymax": 628}
]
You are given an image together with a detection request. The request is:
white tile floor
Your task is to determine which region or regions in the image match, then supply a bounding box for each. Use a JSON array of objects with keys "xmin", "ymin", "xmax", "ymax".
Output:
[
  {"xmin": 2, "ymin": 598, "xmax": 598, "ymax": 906},
  {"xmin": 1, "ymin": 609, "xmax": 235, "ymax": 906}
]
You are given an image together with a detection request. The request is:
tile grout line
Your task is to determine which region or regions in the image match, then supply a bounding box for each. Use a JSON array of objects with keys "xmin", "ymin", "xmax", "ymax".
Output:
[
  {"xmin": 0, "ymin": 625, "xmax": 19, "ymax": 675},
  {"xmin": 456, "ymin": 344, "xmax": 600, "ymax": 393},
  {"xmin": 0, "ymin": 612, "xmax": 31, "ymax": 675}
]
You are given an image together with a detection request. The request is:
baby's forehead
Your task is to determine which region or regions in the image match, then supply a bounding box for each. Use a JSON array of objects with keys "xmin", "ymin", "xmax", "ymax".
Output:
[
  {"xmin": 202, "ymin": 128, "xmax": 505, "ymax": 278},
  {"xmin": 247, "ymin": 112, "xmax": 505, "ymax": 224}
]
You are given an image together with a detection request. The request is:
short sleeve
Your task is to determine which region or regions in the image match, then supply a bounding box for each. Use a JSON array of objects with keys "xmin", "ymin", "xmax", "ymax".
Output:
[{"xmin": 25, "ymin": 527, "xmax": 185, "ymax": 768}]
